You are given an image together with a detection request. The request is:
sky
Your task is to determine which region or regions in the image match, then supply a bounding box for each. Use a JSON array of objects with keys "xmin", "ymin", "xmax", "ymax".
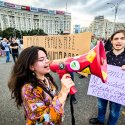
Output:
[{"xmin": 2, "ymin": 0, "xmax": 125, "ymax": 28}]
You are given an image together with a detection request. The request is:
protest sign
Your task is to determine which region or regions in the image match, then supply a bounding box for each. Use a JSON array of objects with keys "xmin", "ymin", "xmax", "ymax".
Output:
[
  {"xmin": 23, "ymin": 32, "xmax": 92, "ymax": 60},
  {"xmin": 87, "ymin": 64, "xmax": 125, "ymax": 105}
]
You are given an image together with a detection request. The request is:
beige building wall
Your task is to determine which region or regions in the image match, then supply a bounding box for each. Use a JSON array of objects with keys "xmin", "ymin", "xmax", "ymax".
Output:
[{"xmin": 0, "ymin": 6, "xmax": 71, "ymax": 35}]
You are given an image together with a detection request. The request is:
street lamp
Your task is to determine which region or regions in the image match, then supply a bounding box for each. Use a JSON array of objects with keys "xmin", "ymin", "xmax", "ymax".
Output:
[
  {"xmin": 107, "ymin": 0, "xmax": 124, "ymax": 32},
  {"xmin": 66, "ymin": 0, "xmax": 69, "ymax": 12}
]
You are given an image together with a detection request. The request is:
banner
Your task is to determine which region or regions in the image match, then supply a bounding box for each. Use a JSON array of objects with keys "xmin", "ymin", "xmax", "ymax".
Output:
[
  {"xmin": 4, "ymin": 2, "xmax": 15, "ymax": 8},
  {"xmin": 87, "ymin": 64, "xmax": 125, "ymax": 106},
  {"xmin": 30, "ymin": 7, "xmax": 38, "ymax": 12},
  {"xmin": 23, "ymin": 32, "xmax": 92, "ymax": 60},
  {"xmin": 38, "ymin": 8, "xmax": 48, "ymax": 13}
]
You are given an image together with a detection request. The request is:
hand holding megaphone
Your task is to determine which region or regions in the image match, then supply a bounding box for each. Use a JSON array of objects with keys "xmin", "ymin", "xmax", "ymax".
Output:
[
  {"xmin": 60, "ymin": 74, "xmax": 75, "ymax": 94},
  {"xmin": 50, "ymin": 59, "xmax": 77, "ymax": 95}
]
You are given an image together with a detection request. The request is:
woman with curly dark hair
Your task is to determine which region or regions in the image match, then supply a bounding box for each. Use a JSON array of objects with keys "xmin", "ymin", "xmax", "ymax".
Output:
[{"xmin": 8, "ymin": 46, "xmax": 74, "ymax": 125}]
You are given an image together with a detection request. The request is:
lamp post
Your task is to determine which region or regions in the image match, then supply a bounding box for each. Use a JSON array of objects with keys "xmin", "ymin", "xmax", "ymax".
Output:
[
  {"xmin": 107, "ymin": 0, "xmax": 124, "ymax": 32},
  {"xmin": 66, "ymin": 0, "xmax": 69, "ymax": 12}
]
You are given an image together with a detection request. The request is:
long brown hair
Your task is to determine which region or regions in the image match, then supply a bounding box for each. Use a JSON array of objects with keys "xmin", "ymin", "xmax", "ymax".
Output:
[{"xmin": 8, "ymin": 46, "xmax": 58, "ymax": 108}]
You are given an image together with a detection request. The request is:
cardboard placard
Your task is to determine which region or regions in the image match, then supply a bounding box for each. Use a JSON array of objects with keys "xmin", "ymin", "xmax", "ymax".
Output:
[{"xmin": 23, "ymin": 32, "xmax": 92, "ymax": 60}]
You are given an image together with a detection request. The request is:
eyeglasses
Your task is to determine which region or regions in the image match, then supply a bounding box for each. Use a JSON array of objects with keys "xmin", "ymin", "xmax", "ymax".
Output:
[{"xmin": 37, "ymin": 56, "xmax": 49, "ymax": 63}]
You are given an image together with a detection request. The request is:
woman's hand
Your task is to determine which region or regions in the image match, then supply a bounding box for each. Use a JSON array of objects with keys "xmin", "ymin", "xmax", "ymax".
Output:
[
  {"xmin": 58, "ymin": 74, "xmax": 75, "ymax": 107},
  {"xmin": 60, "ymin": 74, "xmax": 75, "ymax": 94},
  {"xmin": 121, "ymin": 65, "xmax": 125, "ymax": 71}
]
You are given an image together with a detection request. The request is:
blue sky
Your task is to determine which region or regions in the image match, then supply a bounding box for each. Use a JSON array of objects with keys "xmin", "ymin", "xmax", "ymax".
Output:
[{"xmin": 3, "ymin": 0, "xmax": 125, "ymax": 28}]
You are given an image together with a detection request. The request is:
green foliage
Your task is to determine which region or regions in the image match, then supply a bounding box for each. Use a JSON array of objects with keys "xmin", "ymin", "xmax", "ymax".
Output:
[
  {"xmin": 2, "ymin": 27, "xmax": 15, "ymax": 39},
  {"xmin": 1, "ymin": 27, "xmax": 47, "ymax": 39},
  {"xmin": 0, "ymin": 30, "xmax": 2, "ymax": 36}
]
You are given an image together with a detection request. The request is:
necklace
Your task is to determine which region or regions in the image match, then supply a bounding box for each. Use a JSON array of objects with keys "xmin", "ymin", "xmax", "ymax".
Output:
[
  {"xmin": 41, "ymin": 77, "xmax": 50, "ymax": 91},
  {"xmin": 39, "ymin": 77, "xmax": 56, "ymax": 96},
  {"xmin": 38, "ymin": 78, "xmax": 54, "ymax": 99}
]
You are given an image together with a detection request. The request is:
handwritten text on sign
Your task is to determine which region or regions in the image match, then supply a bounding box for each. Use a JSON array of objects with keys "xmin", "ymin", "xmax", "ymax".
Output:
[
  {"xmin": 23, "ymin": 32, "xmax": 92, "ymax": 60},
  {"xmin": 87, "ymin": 64, "xmax": 125, "ymax": 106}
]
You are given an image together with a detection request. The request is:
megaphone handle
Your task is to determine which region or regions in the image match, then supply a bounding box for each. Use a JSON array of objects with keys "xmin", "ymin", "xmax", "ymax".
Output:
[{"xmin": 70, "ymin": 86, "xmax": 77, "ymax": 95}]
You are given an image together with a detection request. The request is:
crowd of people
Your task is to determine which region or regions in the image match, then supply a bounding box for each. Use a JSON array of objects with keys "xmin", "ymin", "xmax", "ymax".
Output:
[
  {"xmin": 0, "ymin": 37, "xmax": 22, "ymax": 63},
  {"xmin": 0, "ymin": 29, "xmax": 125, "ymax": 125}
]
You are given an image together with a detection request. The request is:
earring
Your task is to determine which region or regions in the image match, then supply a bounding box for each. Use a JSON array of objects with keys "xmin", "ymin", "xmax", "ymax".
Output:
[{"xmin": 32, "ymin": 72, "xmax": 35, "ymax": 76}]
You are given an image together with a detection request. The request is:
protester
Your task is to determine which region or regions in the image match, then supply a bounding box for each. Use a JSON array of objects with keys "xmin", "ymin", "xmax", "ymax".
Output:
[
  {"xmin": 69, "ymin": 72, "xmax": 77, "ymax": 104},
  {"xmin": 16, "ymin": 38, "xmax": 21, "ymax": 48},
  {"xmin": 89, "ymin": 30, "xmax": 125, "ymax": 125},
  {"xmin": 20, "ymin": 38, "xmax": 23, "ymax": 49},
  {"xmin": 0, "ymin": 40, "xmax": 5, "ymax": 56},
  {"xmin": 104, "ymin": 38, "xmax": 113, "ymax": 52},
  {"xmin": 90, "ymin": 34, "xmax": 97, "ymax": 49},
  {"xmin": 8, "ymin": 46, "xmax": 74, "ymax": 125},
  {"xmin": 10, "ymin": 38, "xmax": 19, "ymax": 63},
  {"xmin": 1, "ymin": 38, "xmax": 10, "ymax": 62}
]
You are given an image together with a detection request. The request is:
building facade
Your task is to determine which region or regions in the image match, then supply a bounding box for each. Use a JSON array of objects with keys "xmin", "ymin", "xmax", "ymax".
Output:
[
  {"xmin": 0, "ymin": 1, "xmax": 71, "ymax": 35},
  {"xmin": 89, "ymin": 16, "xmax": 125, "ymax": 38}
]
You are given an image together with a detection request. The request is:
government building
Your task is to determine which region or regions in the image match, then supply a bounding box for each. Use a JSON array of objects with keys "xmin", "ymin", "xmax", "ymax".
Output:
[{"xmin": 0, "ymin": 1, "xmax": 71, "ymax": 35}]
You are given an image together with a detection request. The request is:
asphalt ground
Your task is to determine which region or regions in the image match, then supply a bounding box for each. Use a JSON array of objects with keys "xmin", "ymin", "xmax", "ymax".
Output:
[{"xmin": 0, "ymin": 56, "xmax": 125, "ymax": 125}]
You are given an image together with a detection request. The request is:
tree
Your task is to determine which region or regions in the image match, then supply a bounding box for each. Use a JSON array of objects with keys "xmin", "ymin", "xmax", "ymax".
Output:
[
  {"xmin": 39, "ymin": 29, "xmax": 46, "ymax": 35},
  {"xmin": 22, "ymin": 30, "xmax": 28, "ymax": 36},
  {"xmin": 1, "ymin": 28, "xmax": 47, "ymax": 39},
  {"xmin": 28, "ymin": 29, "xmax": 47, "ymax": 36},
  {"xmin": 16, "ymin": 30, "xmax": 21, "ymax": 38},
  {"xmin": 1, "ymin": 27, "xmax": 21, "ymax": 39},
  {"xmin": 2, "ymin": 27, "xmax": 14, "ymax": 39},
  {"xmin": 31, "ymin": 29, "xmax": 38, "ymax": 35},
  {"xmin": 0, "ymin": 30, "xmax": 2, "ymax": 36}
]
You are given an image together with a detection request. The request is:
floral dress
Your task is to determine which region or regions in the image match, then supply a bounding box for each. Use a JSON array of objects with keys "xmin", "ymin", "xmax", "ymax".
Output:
[{"xmin": 21, "ymin": 79, "xmax": 64, "ymax": 125}]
